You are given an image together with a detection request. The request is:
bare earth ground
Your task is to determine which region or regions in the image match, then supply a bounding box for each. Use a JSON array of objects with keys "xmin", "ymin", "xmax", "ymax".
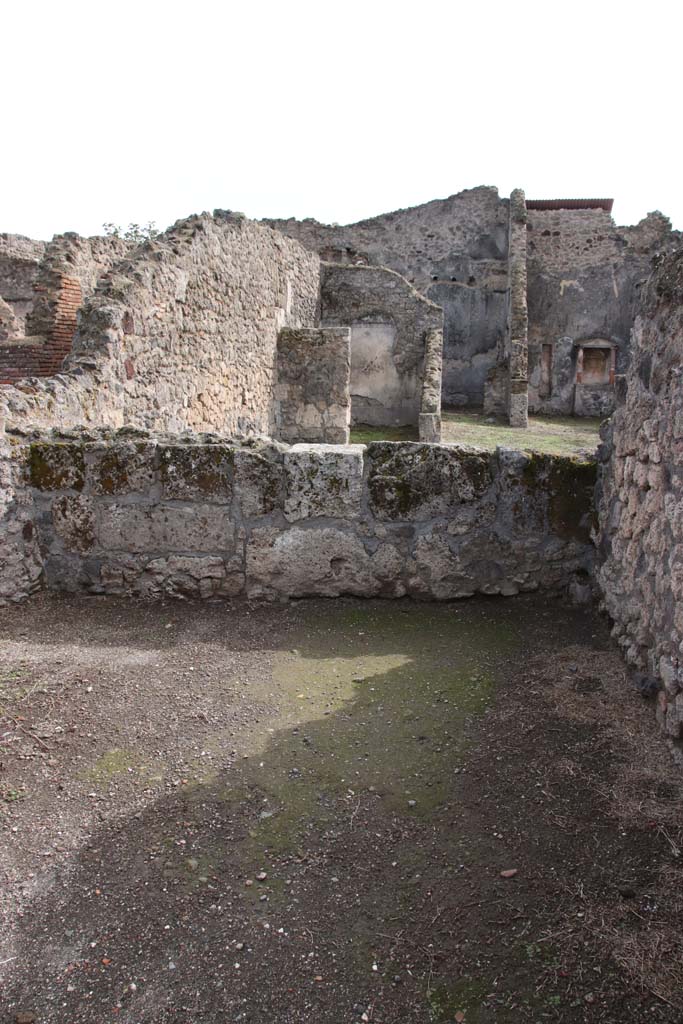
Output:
[
  {"xmin": 1, "ymin": 595, "xmax": 682, "ymax": 1024},
  {"xmin": 351, "ymin": 411, "xmax": 601, "ymax": 458}
]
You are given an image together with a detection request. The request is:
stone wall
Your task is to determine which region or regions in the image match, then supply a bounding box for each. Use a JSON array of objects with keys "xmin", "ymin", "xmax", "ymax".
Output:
[
  {"xmin": 265, "ymin": 187, "xmax": 509, "ymax": 406},
  {"xmin": 527, "ymin": 209, "xmax": 680, "ymax": 415},
  {"xmin": 266, "ymin": 191, "xmax": 680, "ymax": 417},
  {"xmin": 0, "ymin": 435, "xmax": 43, "ymax": 604},
  {"xmin": 0, "ymin": 212, "xmax": 321, "ymax": 440},
  {"xmin": 0, "ymin": 235, "xmax": 45, "ymax": 337},
  {"xmin": 320, "ymin": 263, "xmax": 443, "ymax": 430},
  {"xmin": 274, "ymin": 327, "xmax": 351, "ymax": 444},
  {"xmin": 0, "ymin": 234, "xmax": 128, "ymax": 385},
  {"xmin": 596, "ymin": 247, "xmax": 683, "ymax": 758},
  {"xmin": 0, "ymin": 431, "xmax": 595, "ymax": 605},
  {"xmin": 0, "ymin": 236, "xmax": 46, "ymax": 383},
  {"xmin": 79, "ymin": 212, "xmax": 320, "ymax": 436}
]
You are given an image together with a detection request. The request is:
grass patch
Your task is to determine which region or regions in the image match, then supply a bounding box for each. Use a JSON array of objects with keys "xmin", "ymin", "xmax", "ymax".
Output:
[
  {"xmin": 349, "ymin": 411, "xmax": 600, "ymax": 456},
  {"xmin": 442, "ymin": 408, "xmax": 600, "ymax": 457},
  {"xmin": 350, "ymin": 423, "xmax": 419, "ymax": 444}
]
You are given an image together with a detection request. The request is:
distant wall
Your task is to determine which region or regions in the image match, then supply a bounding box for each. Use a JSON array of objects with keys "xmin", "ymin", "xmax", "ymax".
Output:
[
  {"xmin": 596, "ymin": 248, "xmax": 683, "ymax": 757},
  {"xmin": 527, "ymin": 209, "xmax": 679, "ymax": 415},
  {"xmin": 267, "ymin": 191, "xmax": 680, "ymax": 415},
  {"xmin": 0, "ymin": 432, "xmax": 596, "ymax": 605},
  {"xmin": 320, "ymin": 263, "xmax": 443, "ymax": 428},
  {"xmin": 265, "ymin": 187, "xmax": 509, "ymax": 406}
]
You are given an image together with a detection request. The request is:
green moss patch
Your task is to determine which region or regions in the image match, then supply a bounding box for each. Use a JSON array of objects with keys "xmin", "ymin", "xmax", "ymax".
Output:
[{"xmin": 229, "ymin": 601, "xmax": 517, "ymax": 858}]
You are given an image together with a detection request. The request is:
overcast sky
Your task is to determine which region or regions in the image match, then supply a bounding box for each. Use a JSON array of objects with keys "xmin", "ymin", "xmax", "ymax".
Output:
[{"xmin": 4, "ymin": 0, "xmax": 682, "ymax": 241}]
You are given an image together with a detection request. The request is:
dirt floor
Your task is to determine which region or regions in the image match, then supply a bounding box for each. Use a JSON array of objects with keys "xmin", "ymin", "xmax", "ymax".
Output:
[
  {"xmin": 1, "ymin": 594, "xmax": 682, "ymax": 1024},
  {"xmin": 350, "ymin": 412, "xmax": 601, "ymax": 458}
]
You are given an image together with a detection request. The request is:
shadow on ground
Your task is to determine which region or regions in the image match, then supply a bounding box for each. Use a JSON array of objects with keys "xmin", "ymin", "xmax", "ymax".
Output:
[{"xmin": 1, "ymin": 596, "xmax": 682, "ymax": 1023}]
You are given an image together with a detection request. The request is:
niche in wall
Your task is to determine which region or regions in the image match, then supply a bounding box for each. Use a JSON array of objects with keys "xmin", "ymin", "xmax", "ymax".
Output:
[
  {"xmin": 349, "ymin": 322, "xmax": 418, "ymax": 427},
  {"xmin": 575, "ymin": 339, "xmax": 616, "ymax": 386}
]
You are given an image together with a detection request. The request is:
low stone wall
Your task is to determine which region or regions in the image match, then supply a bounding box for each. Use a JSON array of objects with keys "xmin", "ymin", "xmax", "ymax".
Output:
[
  {"xmin": 1, "ymin": 432, "xmax": 595, "ymax": 604},
  {"xmin": 596, "ymin": 248, "xmax": 683, "ymax": 757},
  {"xmin": 0, "ymin": 435, "xmax": 43, "ymax": 603}
]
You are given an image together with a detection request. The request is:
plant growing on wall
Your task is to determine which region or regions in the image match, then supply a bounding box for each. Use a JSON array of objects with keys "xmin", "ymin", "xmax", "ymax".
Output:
[{"xmin": 103, "ymin": 222, "xmax": 159, "ymax": 244}]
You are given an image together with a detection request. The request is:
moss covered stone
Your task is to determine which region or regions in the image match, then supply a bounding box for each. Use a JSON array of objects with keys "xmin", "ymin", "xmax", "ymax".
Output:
[
  {"xmin": 159, "ymin": 444, "xmax": 234, "ymax": 502},
  {"xmin": 29, "ymin": 443, "xmax": 85, "ymax": 492},
  {"xmin": 86, "ymin": 442, "xmax": 157, "ymax": 496},
  {"xmin": 367, "ymin": 442, "xmax": 493, "ymax": 521}
]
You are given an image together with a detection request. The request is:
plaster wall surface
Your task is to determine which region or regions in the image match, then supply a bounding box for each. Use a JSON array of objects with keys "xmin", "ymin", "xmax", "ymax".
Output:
[{"xmin": 596, "ymin": 247, "xmax": 683, "ymax": 758}]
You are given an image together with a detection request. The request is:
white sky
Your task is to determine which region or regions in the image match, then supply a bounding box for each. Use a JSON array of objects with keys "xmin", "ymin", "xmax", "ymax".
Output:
[{"xmin": 3, "ymin": 0, "xmax": 682, "ymax": 241}]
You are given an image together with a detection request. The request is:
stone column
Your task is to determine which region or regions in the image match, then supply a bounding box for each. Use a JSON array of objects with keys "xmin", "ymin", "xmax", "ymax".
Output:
[{"xmin": 507, "ymin": 189, "xmax": 529, "ymax": 428}]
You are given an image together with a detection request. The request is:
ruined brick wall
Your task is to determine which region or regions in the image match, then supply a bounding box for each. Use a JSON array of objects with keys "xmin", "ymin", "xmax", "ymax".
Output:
[
  {"xmin": 320, "ymin": 263, "xmax": 443, "ymax": 429},
  {"xmin": 3, "ymin": 431, "xmax": 595, "ymax": 605},
  {"xmin": 274, "ymin": 328, "xmax": 351, "ymax": 444},
  {"xmin": 72, "ymin": 212, "xmax": 320, "ymax": 436},
  {"xmin": 596, "ymin": 248, "xmax": 683, "ymax": 758},
  {"xmin": 25, "ymin": 233, "xmax": 130, "ymax": 340},
  {"xmin": 527, "ymin": 209, "xmax": 680, "ymax": 415},
  {"xmin": 0, "ymin": 234, "xmax": 128, "ymax": 385},
  {"xmin": 0, "ymin": 212, "xmax": 321, "ymax": 441},
  {"xmin": 265, "ymin": 187, "xmax": 509, "ymax": 406}
]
